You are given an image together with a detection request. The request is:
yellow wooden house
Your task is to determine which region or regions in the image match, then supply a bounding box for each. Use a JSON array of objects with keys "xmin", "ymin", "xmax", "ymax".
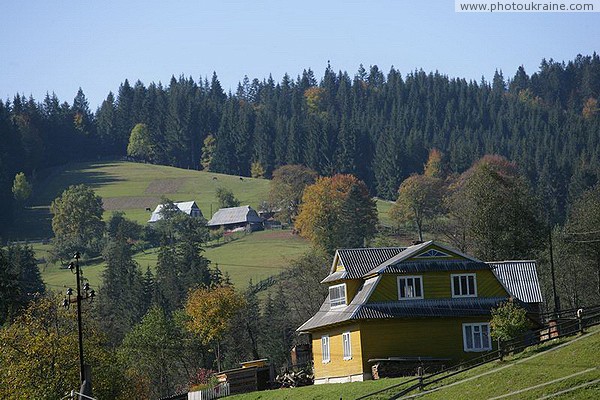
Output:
[{"xmin": 297, "ymin": 240, "xmax": 543, "ymax": 384}]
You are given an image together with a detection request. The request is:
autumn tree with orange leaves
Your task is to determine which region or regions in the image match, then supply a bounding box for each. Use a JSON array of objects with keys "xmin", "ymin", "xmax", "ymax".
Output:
[{"xmin": 295, "ymin": 174, "xmax": 377, "ymax": 254}]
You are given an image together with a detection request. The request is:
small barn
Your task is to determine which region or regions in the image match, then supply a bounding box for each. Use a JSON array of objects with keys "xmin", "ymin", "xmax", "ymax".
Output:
[
  {"xmin": 148, "ymin": 201, "xmax": 203, "ymax": 223},
  {"xmin": 207, "ymin": 205, "xmax": 264, "ymax": 231}
]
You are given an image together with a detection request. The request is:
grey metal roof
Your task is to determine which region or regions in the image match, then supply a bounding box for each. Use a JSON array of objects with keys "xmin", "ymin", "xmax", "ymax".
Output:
[
  {"xmin": 321, "ymin": 270, "xmax": 347, "ymax": 284},
  {"xmin": 148, "ymin": 201, "xmax": 202, "ymax": 223},
  {"xmin": 366, "ymin": 241, "xmax": 482, "ymax": 277},
  {"xmin": 298, "ymin": 291, "xmax": 507, "ymax": 332},
  {"xmin": 353, "ymin": 297, "xmax": 506, "ymax": 319},
  {"xmin": 381, "ymin": 260, "xmax": 490, "ymax": 274},
  {"xmin": 207, "ymin": 205, "xmax": 263, "ymax": 227},
  {"xmin": 297, "ymin": 276, "xmax": 381, "ymax": 332},
  {"xmin": 488, "ymin": 261, "xmax": 543, "ymax": 303},
  {"xmin": 336, "ymin": 247, "xmax": 405, "ymax": 278}
]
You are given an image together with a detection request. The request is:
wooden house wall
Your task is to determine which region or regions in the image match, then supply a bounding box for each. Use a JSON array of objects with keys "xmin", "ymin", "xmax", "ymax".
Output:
[
  {"xmin": 368, "ymin": 270, "xmax": 508, "ymax": 302},
  {"xmin": 345, "ymin": 280, "xmax": 362, "ymax": 304},
  {"xmin": 311, "ymin": 324, "xmax": 364, "ymax": 380},
  {"xmin": 358, "ymin": 317, "xmax": 497, "ymax": 372}
]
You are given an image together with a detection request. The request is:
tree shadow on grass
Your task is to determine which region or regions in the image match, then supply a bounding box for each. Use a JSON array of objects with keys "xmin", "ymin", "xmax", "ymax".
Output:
[{"xmin": 32, "ymin": 162, "xmax": 126, "ymax": 205}]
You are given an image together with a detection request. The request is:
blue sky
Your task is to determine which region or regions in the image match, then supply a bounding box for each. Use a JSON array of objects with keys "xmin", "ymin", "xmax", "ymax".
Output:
[{"xmin": 1, "ymin": 0, "xmax": 598, "ymax": 109}]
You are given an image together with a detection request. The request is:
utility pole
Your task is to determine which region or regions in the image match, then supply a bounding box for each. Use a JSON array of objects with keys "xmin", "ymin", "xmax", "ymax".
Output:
[{"xmin": 63, "ymin": 252, "xmax": 95, "ymax": 399}]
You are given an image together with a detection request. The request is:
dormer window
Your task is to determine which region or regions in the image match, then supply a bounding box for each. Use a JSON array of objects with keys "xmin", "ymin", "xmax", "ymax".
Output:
[{"xmin": 329, "ymin": 283, "xmax": 347, "ymax": 307}]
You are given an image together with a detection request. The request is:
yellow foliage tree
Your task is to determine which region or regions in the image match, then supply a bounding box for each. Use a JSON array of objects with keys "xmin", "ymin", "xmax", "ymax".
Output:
[
  {"xmin": 391, "ymin": 174, "xmax": 444, "ymax": 242},
  {"xmin": 295, "ymin": 174, "xmax": 377, "ymax": 254},
  {"xmin": 185, "ymin": 286, "xmax": 246, "ymax": 371}
]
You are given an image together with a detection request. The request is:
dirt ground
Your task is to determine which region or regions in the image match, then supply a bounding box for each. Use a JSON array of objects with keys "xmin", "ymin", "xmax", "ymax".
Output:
[
  {"xmin": 144, "ymin": 178, "xmax": 188, "ymax": 194},
  {"xmin": 102, "ymin": 196, "xmax": 161, "ymax": 210}
]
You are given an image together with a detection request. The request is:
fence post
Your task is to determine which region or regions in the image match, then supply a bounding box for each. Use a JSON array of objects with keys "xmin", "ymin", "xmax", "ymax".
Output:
[
  {"xmin": 417, "ymin": 366, "xmax": 424, "ymax": 390},
  {"xmin": 498, "ymin": 339, "xmax": 503, "ymax": 361},
  {"xmin": 577, "ymin": 309, "xmax": 584, "ymax": 334}
]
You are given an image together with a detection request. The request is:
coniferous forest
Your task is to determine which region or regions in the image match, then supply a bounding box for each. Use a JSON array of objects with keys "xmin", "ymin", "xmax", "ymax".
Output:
[{"xmin": 1, "ymin": 54, "xmax": 600, "ymax": 232}]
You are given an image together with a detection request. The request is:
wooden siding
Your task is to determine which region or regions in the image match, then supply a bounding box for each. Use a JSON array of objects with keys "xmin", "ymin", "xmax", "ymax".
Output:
[
  {"xmin": 358, "ymin": 317, "xmax": 496, "ymax": 373},
  {"xmin": 346, "ymin": 280, "xmax": 362, "ymax": 304},
  {"xmin": 311, "ymin": 324, "xmax": 363, "ymax": 380},
  {"xmin": 334, "ymin": 255, "xmax": 345, "ymax": 272},
  {"xmin": 368, "ymin": 270, "xmax": 508, "ymax": 302}
]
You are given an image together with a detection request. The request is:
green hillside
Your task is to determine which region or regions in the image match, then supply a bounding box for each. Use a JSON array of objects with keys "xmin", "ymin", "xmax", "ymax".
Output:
[
  {"xmin": 229, "ymin": 326, "xmax": 600, "ymax": 400},
  {"xmin": 17, "ymin": 160, "xmax": 270, "ymax": 239},
  {"xmin": 12, "ymin": 160, "xmax": 311, "ymax": 290},
  {"xmin": 38, "ymin": 229, "xmax": 309, "ymax": 291}
]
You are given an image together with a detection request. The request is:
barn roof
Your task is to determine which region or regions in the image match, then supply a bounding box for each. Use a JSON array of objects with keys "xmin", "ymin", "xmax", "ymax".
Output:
[
  {"xmin": 488, "ymin": 261, "xmax": 543, "ymax": 303},
  {"xmin": 207, "ymin": 205, "xmax": 263, "ymax": 227},
  {"xmin": 148, "ymin": 201, "xmax": 201, "ymax": 223}
]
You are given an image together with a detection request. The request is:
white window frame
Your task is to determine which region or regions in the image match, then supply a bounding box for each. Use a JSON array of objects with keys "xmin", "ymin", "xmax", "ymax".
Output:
[
  {"xmin": 451, "ymin": 273, "xmax": 477, "ymax": 298},
  {"xmin": 462, "ymin": 323, "xmax": 492, "ymax": 352},
  {"xmin": 397, "ymin": 275, "xmax": 424, "ymax": 300},
  {"xmin": 342, "ymin": 331, "xmax": 352, "ymax": 360},
  {"xmin": 329, "ymin": 283, "xmax": 347, "ymax": 307},
  {"xmin": 321, "ymin": 335, "xmax": 330, "ymax": 363}
]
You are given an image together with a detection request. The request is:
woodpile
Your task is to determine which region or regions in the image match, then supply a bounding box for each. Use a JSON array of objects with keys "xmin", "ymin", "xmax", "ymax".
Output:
[{"xmin": 274, "ymin": 369, "xmax": 314, "ymax": 388}]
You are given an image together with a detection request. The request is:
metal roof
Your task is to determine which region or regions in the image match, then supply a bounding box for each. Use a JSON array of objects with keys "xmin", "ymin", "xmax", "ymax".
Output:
[
  {"xmin": 148, "ymin": 201, "xmax": 201, "ymax": 223},
  {"xmin": 353, "ymin": 297, "xmax": 506, "ymax": 319},
  {"xmin": 297, "ymin": 276, "xmax": 381, "ymax": 332},
  {"xmin": 336, "ymin": 247, "xmax": 405, "ymax": 278},
  {"xmin": 380, "ymin": 260, "xmax": 490, "ymax": 274},
  {"xmin": 298, "ymin": 291, "xmax": 507, "ymax": 332},
  {"xmin": 207, "ymin": 205, "xmax": 263, "ymax": 227},
  {"xmin": 321, "ymin": 270, "xmax": 347, "ymax": 284},
  {"xmin": 366, "ymin": 241, "xmax": 482, "ymax": 277},
  {"xmin": 488, "ymin": 261, "xmax": 543, "ymax": 303}
]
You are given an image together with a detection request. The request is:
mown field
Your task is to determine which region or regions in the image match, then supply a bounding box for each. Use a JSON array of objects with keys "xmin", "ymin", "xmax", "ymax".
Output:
[{"xmin": 229, "ymin": 326, "xmax": 600, "ymax": 400}]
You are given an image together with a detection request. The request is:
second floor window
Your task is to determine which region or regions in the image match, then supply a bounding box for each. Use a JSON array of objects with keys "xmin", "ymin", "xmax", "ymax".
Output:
[
  {"xmin": 329, "ymin": 283, "xmax": 346, "ymax": 307},
  {"xmin": 452, "ymin": 273, "xmax": 477, "ymax": 297},
  {"xmin": 398, "ymin": 276, "xmax": 423, "ymax": 299}
]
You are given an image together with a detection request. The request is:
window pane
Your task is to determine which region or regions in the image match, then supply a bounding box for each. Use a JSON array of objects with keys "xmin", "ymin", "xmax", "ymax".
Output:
[
  {"xmin": 468, "ymin": 276, "xmax": 475, "ymax": 295},
  {"xmin": 399, "ymin": 279, "xmax": 406, "ymax": 298},
  {"xmin": 415, "ymin": 278, "xmax": 422, "ymax": 297},
  {"xmin": 343, "ymin": 332, "xmax": 351, "ymax": 359},
  {"xmin": 465, "ymin": 326, "xmax": 473, "ymax": 349},
  {"xmin": 330, "ymin": 285, "xmax": 346, "ymax": 306},
  {"xmin": 322, "ymin": 336, "xmax": 329, "ymax": 361},
  {"xmin": 474, "ymin": 326, "xmax": 482, "ymax": 349},
  {"xmin": 453, "ymin": 276, "xmax": 460, "ymax": 295},
  {"xmin": 482, "ymin": 325, "xmax": 489, "ymax": 348},
  {"xmin": 406, "ymin": 278, "xmax": 415, "ymax": 297},
  {"xmin": 460, "ymin": 276, "xmax": 467, "ymax": 295}
]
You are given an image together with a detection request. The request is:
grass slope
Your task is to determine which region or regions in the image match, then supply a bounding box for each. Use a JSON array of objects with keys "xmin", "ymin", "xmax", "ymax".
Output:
[
  {"xmin": 16, "ymin": 160, "xmax": 309, "ymax": 290},
  {"xmin": 16, "ymin": 160, "xmax": 271, "ymax": 240},
  {"xmin": 38, "ymin": 229, "xmax": 309, "ymax": 291},
  {"xmin": 228, "ymin": 327, "xmax": 600, "ymax": 400}
]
